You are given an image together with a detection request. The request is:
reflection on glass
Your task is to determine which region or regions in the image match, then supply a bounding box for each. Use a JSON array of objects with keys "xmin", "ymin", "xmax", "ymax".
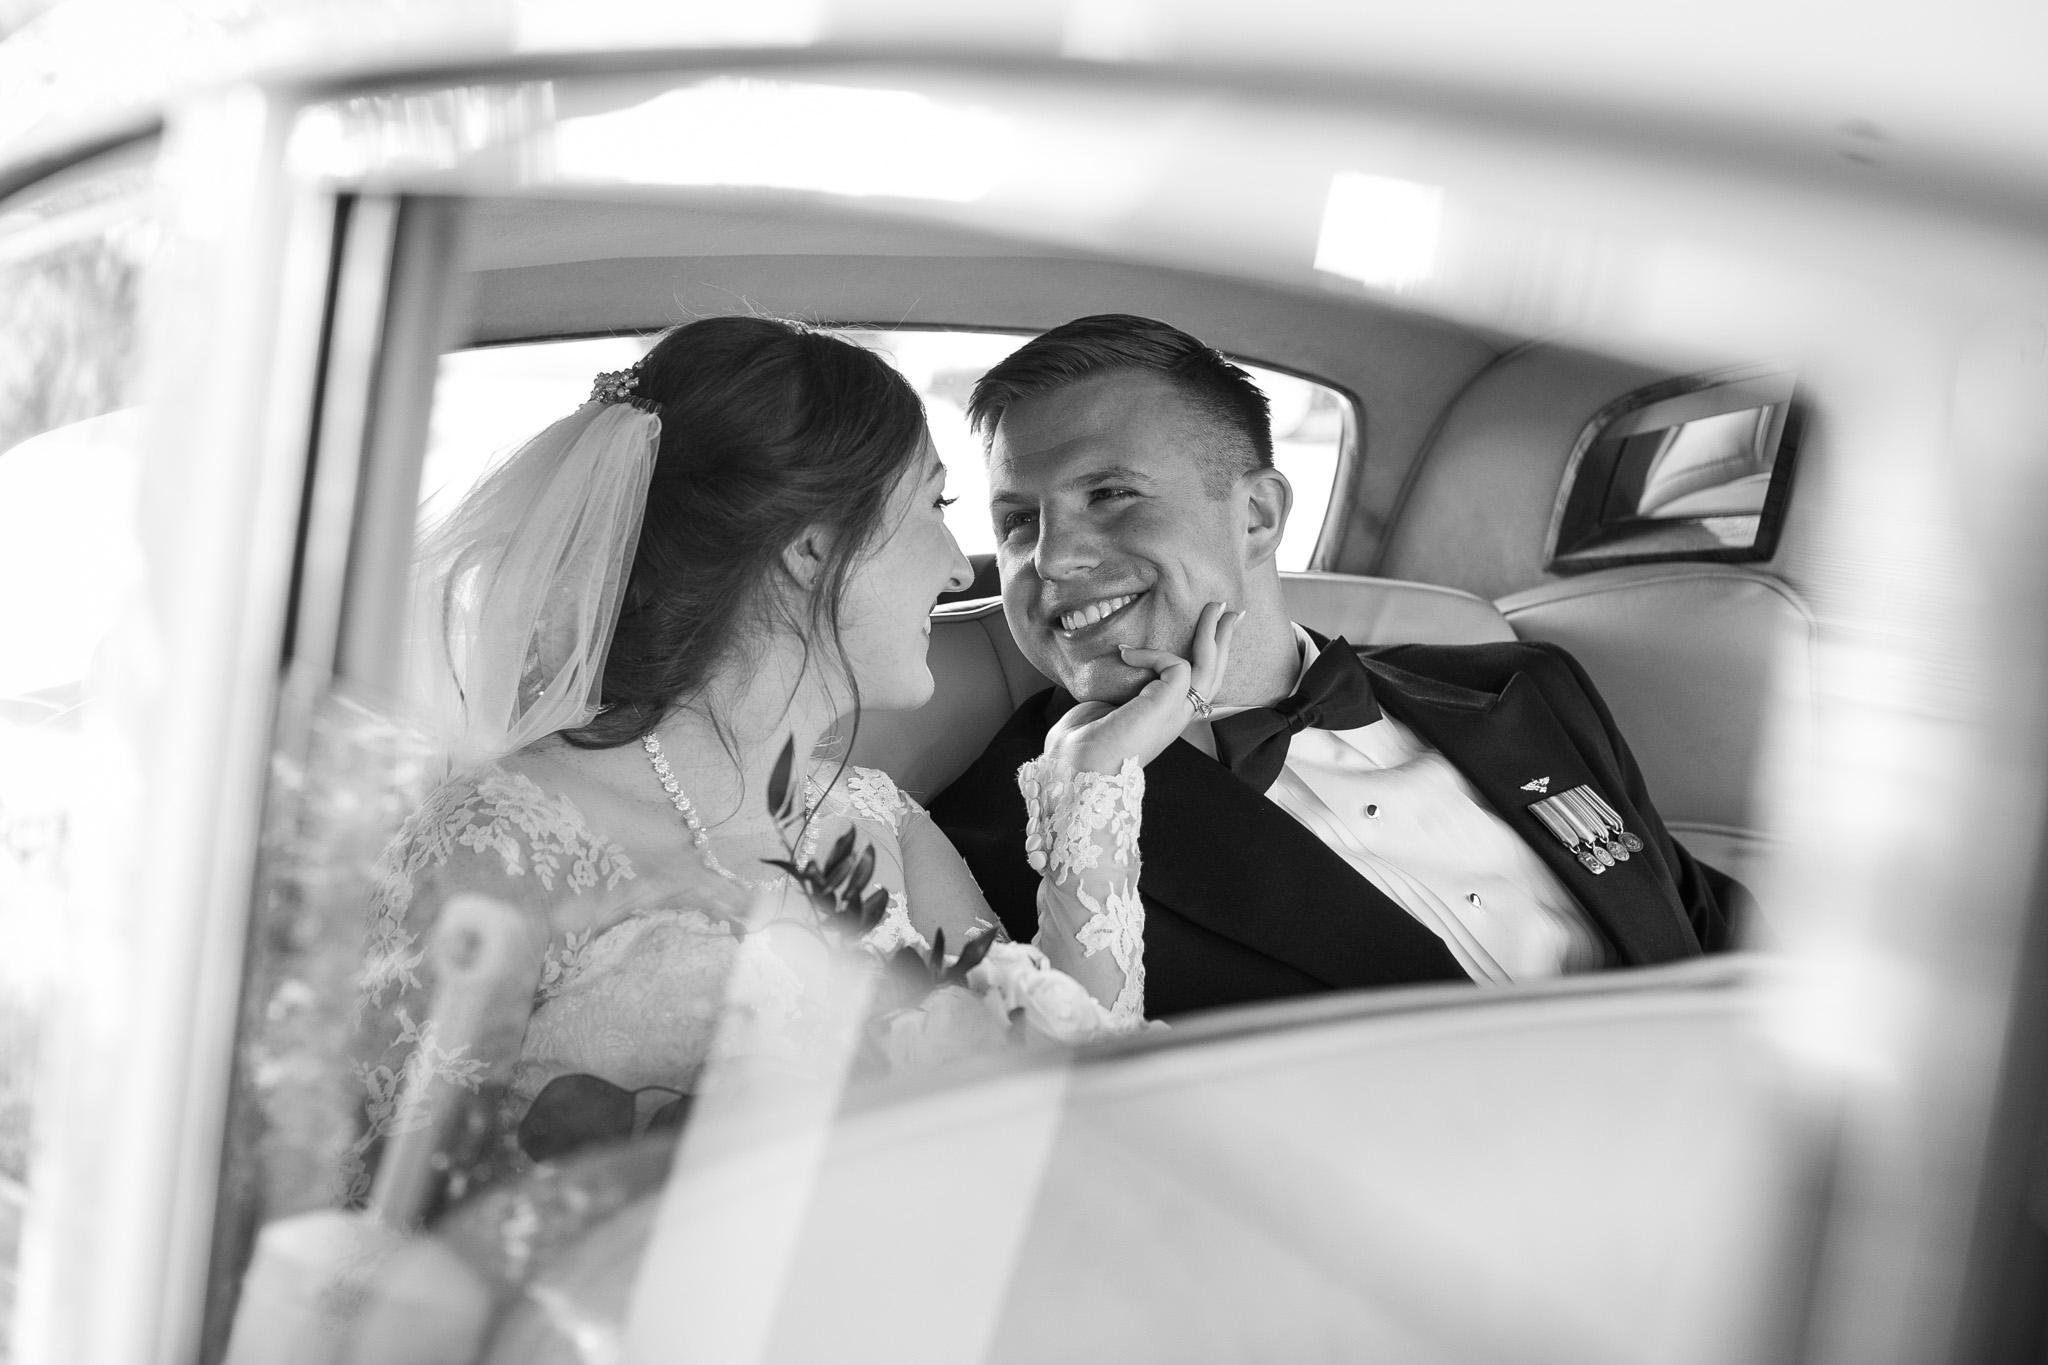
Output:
[
  {"xmin": 552, "ymin": 79, "xmax": 1013, "ymax": 202},
  {"xmin": 0, "ymin": 145, "xmax": 156, "ymax": 1346},
  {"xmin": 0, "ymin": 231, "xmax": 149, "ymax": 458},
  {"xmin": 1636, "ymin": 406, "xmax": 1775, "ymax": 520},
  {"xmin": 0, "ymin": 410, "xmax": 143, "ymax": 699},
  {"xmin": 288, "ymin": 84, "xmax": 559, "ymax": 181}
]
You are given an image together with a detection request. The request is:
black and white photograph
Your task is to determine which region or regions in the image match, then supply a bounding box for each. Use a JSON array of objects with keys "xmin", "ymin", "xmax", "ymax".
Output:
[{"xmin": 2, "ymin": 1, "xmax": 2046, "ymax": 1362}]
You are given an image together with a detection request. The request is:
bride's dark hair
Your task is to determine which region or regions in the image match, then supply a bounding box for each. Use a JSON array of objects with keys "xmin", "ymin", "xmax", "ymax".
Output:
[{"xmin": 561, "ymin": 315, "xmax": 926, "ymax": 749}]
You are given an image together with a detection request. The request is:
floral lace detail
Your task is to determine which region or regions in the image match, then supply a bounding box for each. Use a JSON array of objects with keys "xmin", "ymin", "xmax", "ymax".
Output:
[
  {"xmin": 536, "ymin": 928, "xmax": 595, "ymax": 1001},
  {"xmin": 342, "ymin": 1009, "xmax": 489, "ymax": 1201},
  {"xmin": 350, "ymin": 767, "xmax": 637, "ymax": 1200},
  {"xmin": 824, "ymin": 765, "xmax": 914, "ymax": 833},
  {"xmin": 1020, "ymin": 756, "xmax": 1143, "ymax": 880},
  {"xmin": 1019, "ymin": 755, "xmax": 1145, "ymax": 1028},
  {"xmin": 1074, "ymin": 881, "xmax": 1141, "ymax": 975},
  {"xmin": 365, "ymin": 767, "xmax": 634, "ymax": 1010},
  {"xmin": 861, "ymin": 890, "xmax": 930, "ymax": 956},
  {"xmin": 1077, "ymin": 883, "xmax": 1146, "ymax": 1029}
]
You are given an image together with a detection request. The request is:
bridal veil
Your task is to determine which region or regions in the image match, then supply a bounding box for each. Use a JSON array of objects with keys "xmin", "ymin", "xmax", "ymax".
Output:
[{"xmin": 408, "ymin": 385, "xmax": 659, "ymax": 768}]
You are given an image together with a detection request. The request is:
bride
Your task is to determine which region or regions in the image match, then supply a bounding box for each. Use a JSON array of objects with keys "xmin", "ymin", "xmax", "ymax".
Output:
[{"xmin": 355, "ymin": 316, "xmax": 1235, "ymax": 1197}]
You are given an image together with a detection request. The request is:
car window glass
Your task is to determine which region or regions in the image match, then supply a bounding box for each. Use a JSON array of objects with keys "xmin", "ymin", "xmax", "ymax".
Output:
[
  {"xmin": 426, "ymin": 331, "xmax": 1350, "ymax": 573},
  {"xmin": 0, "ymin": 137, "xmax": 158, "ymax": 1342},
  {"xmin": 1256, "ymin": 364, "xmax": 1349, "ymax": 570},
  {"xmin": 423, "ymin": 335, "xmax": 652, "ymax": 525},
  {"xmin": 1630, "ymin": 406, "xmax": 1778, "ymax": 520},
  {"xmin": 216, "ymin": 317, "xmax": 1355, "ymax": 1345},
  {"xmin": 1549, "ymin": 370, "xmax": 1800, "ymax": 570}
]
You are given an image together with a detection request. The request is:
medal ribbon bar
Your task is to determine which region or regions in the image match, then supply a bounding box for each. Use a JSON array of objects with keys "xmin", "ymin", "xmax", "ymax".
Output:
[{"xmin": 1528, "ymin": 784, "xmax": 1645, "ymax": 875}]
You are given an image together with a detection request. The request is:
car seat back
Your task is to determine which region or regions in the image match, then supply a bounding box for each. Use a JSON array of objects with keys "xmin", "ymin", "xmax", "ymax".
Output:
[
  {"xmin": 1496, "ymin": 563, "xmax": 1814, "ymax": 889},
  {"xmin": 851, "ymin": 573, "xmax": 1516, "ymax": 800}
]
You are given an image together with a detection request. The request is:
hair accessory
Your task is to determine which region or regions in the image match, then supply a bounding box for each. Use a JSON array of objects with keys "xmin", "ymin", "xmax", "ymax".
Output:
[
  {"xmin": 590, "ymin": 366, "xmax": 660, "ymax": 415},
  {"xmin": 410, "ymin": 397, "xmax": 661, "ymax": 767}
]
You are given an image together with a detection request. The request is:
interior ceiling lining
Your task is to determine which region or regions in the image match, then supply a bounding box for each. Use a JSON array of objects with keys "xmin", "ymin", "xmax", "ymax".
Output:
[{"xmin": 458, "ymin": 191, "xmax": 1089, "ymax": 269}]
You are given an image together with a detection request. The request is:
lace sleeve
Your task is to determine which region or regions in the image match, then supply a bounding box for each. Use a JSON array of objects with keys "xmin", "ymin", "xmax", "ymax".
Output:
[
  {"xmin": 1018, "ymin": 754, "xmax": 1145, "ymax": 1030},
  {"xmin": 840, "ymin": 766, "xmax": 915, "ymax": 834},
  {"xmin": 349, "ymin": 767, "xmax": 633, "ymax": 1203}
]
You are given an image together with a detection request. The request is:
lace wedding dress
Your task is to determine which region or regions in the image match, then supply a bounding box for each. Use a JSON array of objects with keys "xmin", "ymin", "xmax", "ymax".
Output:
[{"xmin": 351, "ymin": 754, "xmax": 1144, "ymax": 1201}]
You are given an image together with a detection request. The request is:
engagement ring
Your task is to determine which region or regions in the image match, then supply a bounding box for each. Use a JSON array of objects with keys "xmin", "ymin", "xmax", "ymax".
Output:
[{"xmin": 1186, "ymin": 687, "xmax": 1215, "ymax": 718}]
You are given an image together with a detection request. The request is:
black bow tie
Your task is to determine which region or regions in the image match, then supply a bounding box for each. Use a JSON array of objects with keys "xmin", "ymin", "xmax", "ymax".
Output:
[{"xmin": 1209, "ymin": 639, "xmax": 1382, "ymax": 793}]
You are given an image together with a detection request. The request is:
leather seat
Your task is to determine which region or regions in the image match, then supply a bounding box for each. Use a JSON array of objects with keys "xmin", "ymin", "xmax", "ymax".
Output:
[
  {"xmin": 1496, "ymin": 563, "xmax": 1814, "ymax": 890},
  {"xmin": 847, "ymin": 597, "xmax": 1049, "ymax": 803},
  {"xmin": 850, "ymin": 573, "xmax": 1516, "ymax": 801}
]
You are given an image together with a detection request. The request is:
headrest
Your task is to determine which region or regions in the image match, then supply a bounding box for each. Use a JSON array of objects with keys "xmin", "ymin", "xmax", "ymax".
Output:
[
  {"xmin": 851, "ymin": 573, "xmax": 1515, "ymax": 799},
  {"xmin": 1281, "ymin": 572, "xmax": 1517, "ymax": 647}
]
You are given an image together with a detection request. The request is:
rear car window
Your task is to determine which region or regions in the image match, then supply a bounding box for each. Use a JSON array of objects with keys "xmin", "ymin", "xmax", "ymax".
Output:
[
  {"xmin": 1545, "ymin": 368, "xmax": 1801, "ymax": 571},
  {"xmin": 426, "ymin": 330, "xmax": 1352, "ymax": 574}
]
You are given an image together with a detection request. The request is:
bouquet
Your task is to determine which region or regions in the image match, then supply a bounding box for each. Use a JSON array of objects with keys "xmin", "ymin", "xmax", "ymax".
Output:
[{"xmin": 517, "ymin": 740, "xmax": 1127, "ymax": 1161}]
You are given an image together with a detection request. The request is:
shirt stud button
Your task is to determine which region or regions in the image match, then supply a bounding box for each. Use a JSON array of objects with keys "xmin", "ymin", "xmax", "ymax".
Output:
[
  {"xmin": 1364, "ymin": 803, "xmax": 1380, "ymax": 818},
  {"xmin": 1467, "ymin": 892, "xmax": 1483, "ymax": 908}
]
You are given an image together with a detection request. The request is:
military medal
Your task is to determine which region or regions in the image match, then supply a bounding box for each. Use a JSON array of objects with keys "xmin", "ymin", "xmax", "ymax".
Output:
[{"xmin": 1527, "ymin": 783, "xmax": 1645, "ymax": 875}]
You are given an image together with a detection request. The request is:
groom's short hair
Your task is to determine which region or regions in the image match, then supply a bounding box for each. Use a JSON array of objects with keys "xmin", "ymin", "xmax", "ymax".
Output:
[{"xmin": 967, "ymin": 314, "xmax": 1273, "ymax": 496}]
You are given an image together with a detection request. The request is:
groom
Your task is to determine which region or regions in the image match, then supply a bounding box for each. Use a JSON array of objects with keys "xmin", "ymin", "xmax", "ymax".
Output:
[{"xmin": 929, "ymin": 314, "xmax": 1746, "ymax": 1018}]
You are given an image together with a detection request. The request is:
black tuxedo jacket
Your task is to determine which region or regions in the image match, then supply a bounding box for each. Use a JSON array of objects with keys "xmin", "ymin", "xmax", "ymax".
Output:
[{"xmin": 929, "ymin": 638, "xmax": 1746, "ymax": 1018}]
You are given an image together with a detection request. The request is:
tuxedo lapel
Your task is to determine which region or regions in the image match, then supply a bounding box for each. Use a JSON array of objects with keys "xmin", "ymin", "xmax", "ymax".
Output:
[
  {"xmin": 1139, "ymin": 739, "xmax": 1467, "ymax": 989},
  {"xmin": 1364, "ymin": 659, "xmax": 1700, "ymax": 964}
]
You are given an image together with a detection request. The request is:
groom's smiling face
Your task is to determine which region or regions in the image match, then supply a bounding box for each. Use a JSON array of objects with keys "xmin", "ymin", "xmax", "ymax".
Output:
[{"xmin": 988, "ymin": 370, "xmax": 1260, "ymax": 704}]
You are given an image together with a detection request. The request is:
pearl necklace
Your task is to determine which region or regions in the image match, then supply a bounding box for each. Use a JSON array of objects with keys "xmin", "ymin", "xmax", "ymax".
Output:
[{"xmin": 641, "ymin": 733, "xmax": 822, "ymax": 890}]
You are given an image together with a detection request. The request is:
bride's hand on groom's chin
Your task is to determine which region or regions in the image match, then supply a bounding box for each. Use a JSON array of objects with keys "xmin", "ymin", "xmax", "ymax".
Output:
[{"xmin": 1044, "ymin": 601, "xmax": 1242, "ymax": 775}]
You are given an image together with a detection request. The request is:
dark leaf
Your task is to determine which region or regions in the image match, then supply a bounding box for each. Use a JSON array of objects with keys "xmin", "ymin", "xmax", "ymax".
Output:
[
  {"xmin": 761, "ymin": 859, "xmax": 806, "ymax": 880},
  {"xmin": 845, "ymin": 846, "xmax": 877, "ymax": 899},
  {"xmin": 859, "ymin": 886, "xmax": 889, "ymax": 930},
  {"xmin": 819, "ymin": 829, "xmax": 859, "ymax": 890},
  {"xmin": 518, "ymin": 1073, "xmax": 636, "ymax": 1162},
  {"xmin": 887, "ymin": 945, "xmax": 937, "ymax": 996},
  {"xmin": 947, "ymin": 928, "xmax": 998, "ymax": 985},
  {"xmin": 767, "ymin": 737, "xmax": 796, "ymax": 821},
  {"xmin": 929, "ymin": 927, "xmax": 947, "ymax": 974},
  {"xmin": 876, "ymin": 970, "xmax": 927, "ymax": 1014}
]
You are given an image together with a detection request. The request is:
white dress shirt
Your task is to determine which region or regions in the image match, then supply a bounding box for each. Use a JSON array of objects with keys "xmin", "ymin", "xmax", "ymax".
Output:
[{"xmin": 1183, "ymin": 626, "xmax": 1607, "ymax": 984}]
